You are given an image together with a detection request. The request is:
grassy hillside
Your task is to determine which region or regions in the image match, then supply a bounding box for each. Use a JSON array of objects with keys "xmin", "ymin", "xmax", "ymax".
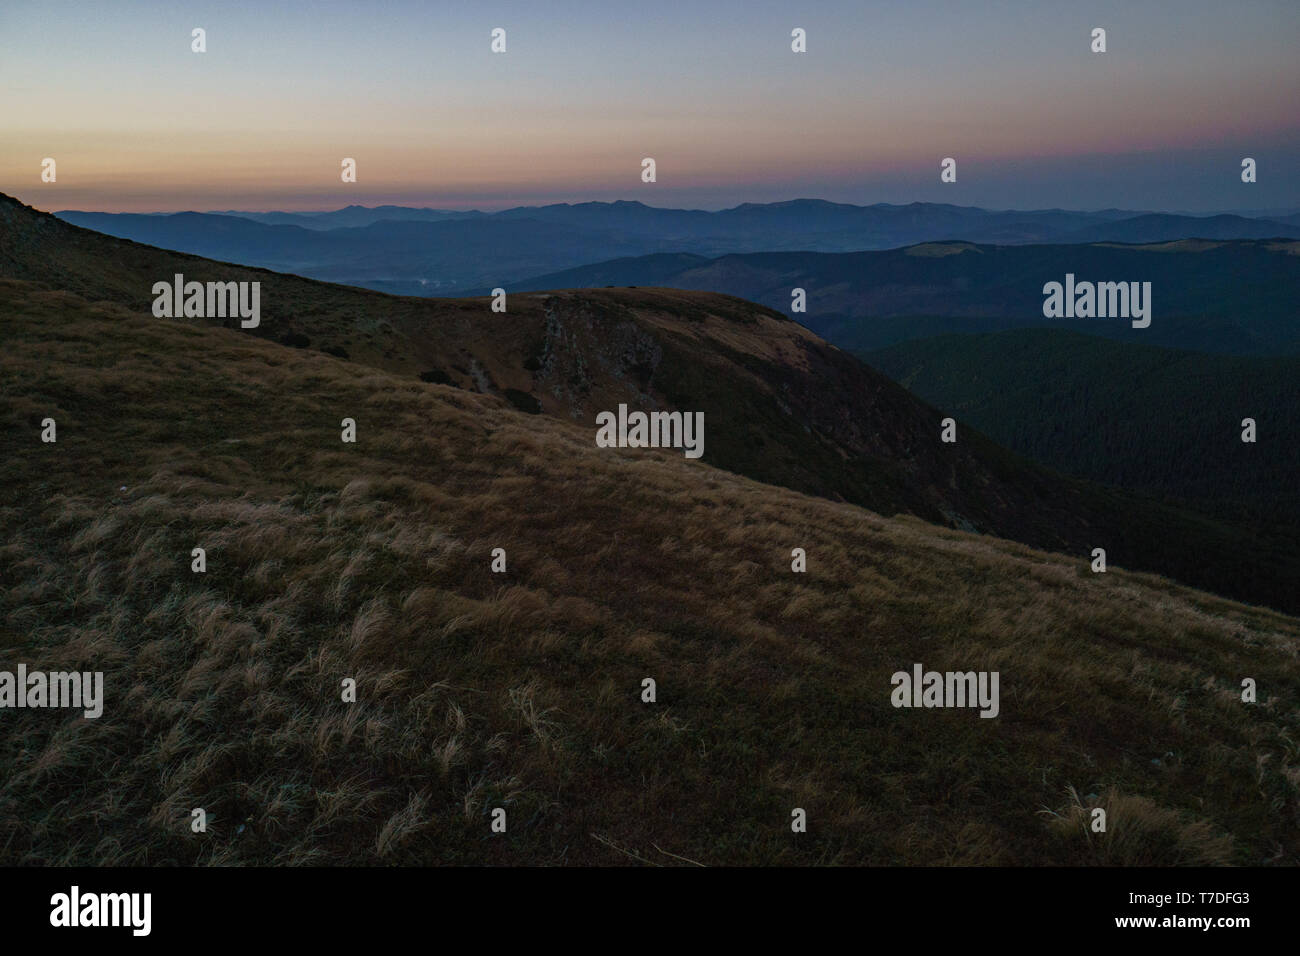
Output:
[
  {"xmin": 2, "ymin": 280, "xmax": 1297, "ymax": 865},
  {"xmin": 866, "ymin": 329, "xmax": 1300, "ymax": 524}
]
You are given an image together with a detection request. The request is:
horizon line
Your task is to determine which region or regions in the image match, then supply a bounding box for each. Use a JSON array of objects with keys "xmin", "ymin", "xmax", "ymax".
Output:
[{"xmin": 29, "ymin": 195, "xmax": 1300, "ymax": 220}]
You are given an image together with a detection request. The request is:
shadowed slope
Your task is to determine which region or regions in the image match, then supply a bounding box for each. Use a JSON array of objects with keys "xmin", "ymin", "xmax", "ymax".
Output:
[{"xmin": 866, "ymin": 328, "xmax": 1300, "ymax": 522}]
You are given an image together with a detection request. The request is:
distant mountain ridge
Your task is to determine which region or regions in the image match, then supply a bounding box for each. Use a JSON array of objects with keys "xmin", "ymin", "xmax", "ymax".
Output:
[
  {"xmin": 206, "ymin": 204, "xmax": 490, "ymax": 229},
  {"xmin": 182, "ymin": 199, "xmax": 1300, "ymax": 240},
  {"xmin": 50, "ymin": 198, "xmax": 1300, "ymax": 296}
]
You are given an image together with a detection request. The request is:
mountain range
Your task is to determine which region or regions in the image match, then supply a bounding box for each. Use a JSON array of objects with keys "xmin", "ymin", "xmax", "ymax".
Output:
[{"xmin": 55, "ymin": 200, "xmax": 1300, "ymax": 297}]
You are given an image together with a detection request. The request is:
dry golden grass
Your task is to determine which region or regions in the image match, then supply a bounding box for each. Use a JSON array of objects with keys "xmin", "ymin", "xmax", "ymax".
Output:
[{"xmin": 1, "ymin": 279, "xmax": 1297, "ymax": 865}]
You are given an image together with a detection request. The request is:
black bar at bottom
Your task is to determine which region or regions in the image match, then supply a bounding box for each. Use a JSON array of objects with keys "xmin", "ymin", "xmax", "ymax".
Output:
[{"xmin": 0, "ymin": 866, "xmax": 1283, "ymax": 943}]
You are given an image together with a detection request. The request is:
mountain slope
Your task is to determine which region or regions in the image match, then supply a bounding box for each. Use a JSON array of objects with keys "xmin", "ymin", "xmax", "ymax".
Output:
[
  {"xmin": 866, "ymin": 329, "xmax": 1300, "ymax": 522},
  {"xmin": 2, "ymin": 278, "xmax": 1297, "ymax": 865},
  {"xmin": 4, "ymin": 192, "xmax": 1297, "ymax": 613},
  {"xmin": 510, "ymin": 240, "xmax": 1300, "ymax": 356}
]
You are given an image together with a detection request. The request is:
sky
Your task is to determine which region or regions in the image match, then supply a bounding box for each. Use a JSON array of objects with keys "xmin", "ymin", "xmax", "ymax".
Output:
[{"xmin": 2, "ymin": 0, "xmax": 1298, "ymax": 213}]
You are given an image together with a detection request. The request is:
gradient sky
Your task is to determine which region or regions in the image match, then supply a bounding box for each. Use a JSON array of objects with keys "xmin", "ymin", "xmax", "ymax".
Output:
[{"xmin": 2, "ymin": 0, "xmax": 1298, "ymax": 213}]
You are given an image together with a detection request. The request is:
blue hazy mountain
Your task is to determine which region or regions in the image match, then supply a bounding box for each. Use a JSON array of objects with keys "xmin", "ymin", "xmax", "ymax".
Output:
[
  {"xmin": 206, "ymin": 205, "xmax": 489, "ymax": 229},
  {"xmin": 56, "ymin": 199, "xmax": 1300, "ymax": 296}
]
